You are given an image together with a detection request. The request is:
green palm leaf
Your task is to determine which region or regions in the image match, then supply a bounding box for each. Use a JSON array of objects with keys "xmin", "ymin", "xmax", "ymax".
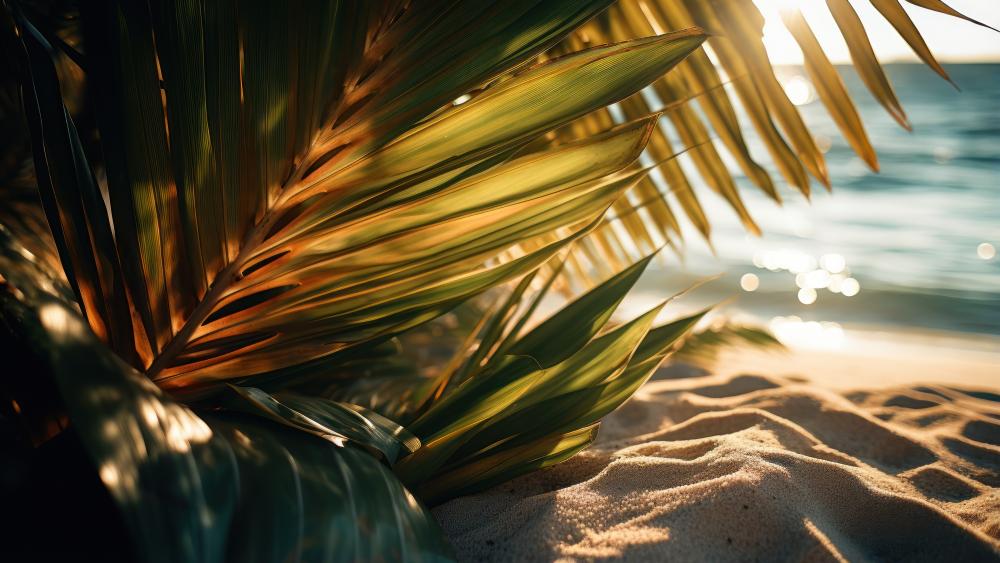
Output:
[
  {"xmin": 1, "ymin": 0, "xmax": 990, "ymax": 559},
  {"xmin": 16, "ymin": 1, "xmax": 707, "ymax": 395},
  {"xmin": 0, "ymin": 266, "xmax": 450, "ymax": 562}
]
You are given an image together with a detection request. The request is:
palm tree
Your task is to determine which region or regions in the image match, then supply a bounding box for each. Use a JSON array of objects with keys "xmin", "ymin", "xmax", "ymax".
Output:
[{"xmin": 1, "ymin": 0, "xmax": 986, "ymax": 559}]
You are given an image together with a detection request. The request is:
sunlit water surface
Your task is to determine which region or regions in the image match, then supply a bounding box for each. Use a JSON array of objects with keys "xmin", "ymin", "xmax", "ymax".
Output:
[{"xmin": 625, "ymin": 64, "xmax": 1000, "ymax": 350}]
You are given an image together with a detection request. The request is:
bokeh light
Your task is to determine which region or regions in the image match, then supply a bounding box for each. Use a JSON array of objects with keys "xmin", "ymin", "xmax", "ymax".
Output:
[
  {"xmin": 798, "ymin": 287, "xmax": 817, "ymax": 305},
  {"xmin": 814, "ymin": 135, "xmax": 832, "ymax": 154},
  {"xmin": 978, "ymin": 242, "xmax": 996, "ymax": 260},
  {"xmin": 841, "ymin": 278, "xmax": 861, "ymax": 297},
  {"xmin": 820, "ymin": 253, "xmax": 846, "ymax": 274},
  {"xmin": 751, "ymin": 248, "xmax": 861, "ymax": 304},
  {"xmin": 781, "ymin": 75, "xmax": 815, "ymax": 106},
  {"xmin": 769, "ymin": 316, "xmax": 845, "ymax": 350},
  {"xmin": 740, "ymin": 273, "xmax": 760, "ymax": 292}
]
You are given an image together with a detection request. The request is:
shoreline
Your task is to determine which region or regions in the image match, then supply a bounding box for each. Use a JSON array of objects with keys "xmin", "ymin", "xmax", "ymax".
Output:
[
  {"xmin": 703, "ymin": 324, "xmax": 1000, "ymax": 393},
  {"xmin": 610, "ymin": 286, "xmax": 1000, "ymax": 392}
]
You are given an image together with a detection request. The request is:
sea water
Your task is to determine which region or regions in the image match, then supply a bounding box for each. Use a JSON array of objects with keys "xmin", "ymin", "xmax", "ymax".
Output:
[{"xmin": 637, "ymin": 64, "xmax": 1000, "ymax": 341}]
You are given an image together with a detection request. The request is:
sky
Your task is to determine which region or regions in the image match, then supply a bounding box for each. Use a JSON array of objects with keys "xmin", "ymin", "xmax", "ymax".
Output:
[{"xmin": 753, "ymin": 0, "xmax": 1000, "ymax": 64}]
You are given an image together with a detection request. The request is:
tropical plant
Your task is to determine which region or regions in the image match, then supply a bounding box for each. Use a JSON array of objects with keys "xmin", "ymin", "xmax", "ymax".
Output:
[{"xmin": 0, "ymin": 0, "xmax": 985, "ymax": 560}]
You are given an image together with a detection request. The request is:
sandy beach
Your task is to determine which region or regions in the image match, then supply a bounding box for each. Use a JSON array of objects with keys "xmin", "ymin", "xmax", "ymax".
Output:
[{"xmin": 434, "ymin": 346, "xmax": 1000, "ymax": 561}]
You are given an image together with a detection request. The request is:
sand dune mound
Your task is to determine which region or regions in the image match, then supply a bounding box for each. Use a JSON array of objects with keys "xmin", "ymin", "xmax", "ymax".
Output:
[{"xmin": 434, "ymin": 372, "xmax": 1000, "ymax": 561}]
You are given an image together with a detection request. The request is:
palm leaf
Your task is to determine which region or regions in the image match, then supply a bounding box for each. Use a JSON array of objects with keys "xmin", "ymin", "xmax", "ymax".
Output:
[
  {"xmin": 903, "ymin": 0, "xmax": 998, "ymax": 32},
  {"xmin": 15, "ymin": 1, "xmax": 708, "ymax": 397},
  {"xmin": 401, "ymin": 307, "xmax": 707, "ymax": 503},
  {"xmin": 2, "ymin": 0, "xmax": 990, "ymax": 558},
  {"xmin": 0, "ymin": 261, "xmax": 451, "ymax": 562},
  {"xmin": 13, "ymin": 0, "xmax": 983, "ymax": 394},
  {"xmin": 669, "ymin": 320, "xmax": 785, "ymax": 365},
  {"xmin": 15, "ymin": 15, "xmax": 137, "ymax": 362},
  {"xmin": 544, "ymin": 0, "xmax": 989, "ymax": 275},
  {"xmin": 5, "ymin": 4, "xmax": 712, "ymax": 556}
]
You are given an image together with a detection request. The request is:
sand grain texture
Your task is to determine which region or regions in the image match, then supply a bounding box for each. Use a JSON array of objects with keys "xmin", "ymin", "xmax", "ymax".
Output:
[{"xmin": 434, "ymin": 372, "xmax": 1000, "ymax": 561}]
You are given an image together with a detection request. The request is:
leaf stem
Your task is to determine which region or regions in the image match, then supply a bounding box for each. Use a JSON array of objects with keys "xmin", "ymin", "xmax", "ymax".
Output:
[{"xmin": 144, "ymin": 210, "xmax": 279, "ymax": 380}]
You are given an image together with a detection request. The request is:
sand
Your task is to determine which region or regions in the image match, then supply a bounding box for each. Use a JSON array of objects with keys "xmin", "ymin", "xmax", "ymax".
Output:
[{"xmin": 433, "ymin": 367, "xmax": 1000, "ymax": 561}]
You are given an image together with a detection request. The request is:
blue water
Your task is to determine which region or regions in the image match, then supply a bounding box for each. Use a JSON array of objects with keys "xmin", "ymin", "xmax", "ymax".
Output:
[{"xmin": 640, "ymin": 64, "xmax": 1000, "ymax": 336}]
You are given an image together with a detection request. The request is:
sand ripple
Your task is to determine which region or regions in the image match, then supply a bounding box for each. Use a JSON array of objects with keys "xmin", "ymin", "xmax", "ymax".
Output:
[{"xmin": 434, "ymin": 373, "xmax": 1000, "ymax": 561}]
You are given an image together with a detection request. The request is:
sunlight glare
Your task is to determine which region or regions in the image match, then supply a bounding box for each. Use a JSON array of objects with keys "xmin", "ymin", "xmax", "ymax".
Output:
[
  {"xmin": 755, "ymin": 0, "xmax": 1000, "ymax": 64},
  {"xmin": 770, "ymin": 316, "xmax": 845, "ymax": 350}
]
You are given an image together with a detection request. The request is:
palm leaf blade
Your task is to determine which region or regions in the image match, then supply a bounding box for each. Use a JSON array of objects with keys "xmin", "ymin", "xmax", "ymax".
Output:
[{"xmin": 0, "ymin": 277, "xmax": 450, "ymax": 562}]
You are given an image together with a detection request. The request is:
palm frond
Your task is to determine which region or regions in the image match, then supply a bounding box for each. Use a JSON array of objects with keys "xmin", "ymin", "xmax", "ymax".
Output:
[
  {"xmin": 13, "ymin": 2, "xmax": 710, "ymax": 397},
  {"xmin": 670, "ymin": 320, "xmax": 785, "ymax": 365},
  {"xmin": 546, "ymin": 0, "xmax": 987, "ymax": 277},
  {"xmin": 0, "ymin": 269, "xmax": 450, "ymax": 561},
  {"xmin": 1, "ymin": 0, "xmax": 990, "ymax": 557},
  {"xmin": 395, "ymin": 261, "xmax": 708, "ymax": 503}
]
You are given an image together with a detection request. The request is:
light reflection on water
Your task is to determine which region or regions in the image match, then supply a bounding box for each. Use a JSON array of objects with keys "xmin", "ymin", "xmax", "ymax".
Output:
[
  {"xmin": 748, "ymin": 247, "xmax": 861, "ymax": 304},
  {"xmin": 630, "ymin": 64, "xmax": 1000, "ymax": 342},
  {"xmin": 979, "ymin": 243, "xmax": 997, "ymax": 260},
  {"xmin": 769, "ymin": 316, "xmax": 845, "ymax": 350}
]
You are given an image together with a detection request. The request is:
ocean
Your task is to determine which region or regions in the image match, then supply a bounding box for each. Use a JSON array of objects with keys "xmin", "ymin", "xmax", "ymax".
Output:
[{"xmin": 631, "ymin": 63, "xmax": 1000, "ymax": 343}]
